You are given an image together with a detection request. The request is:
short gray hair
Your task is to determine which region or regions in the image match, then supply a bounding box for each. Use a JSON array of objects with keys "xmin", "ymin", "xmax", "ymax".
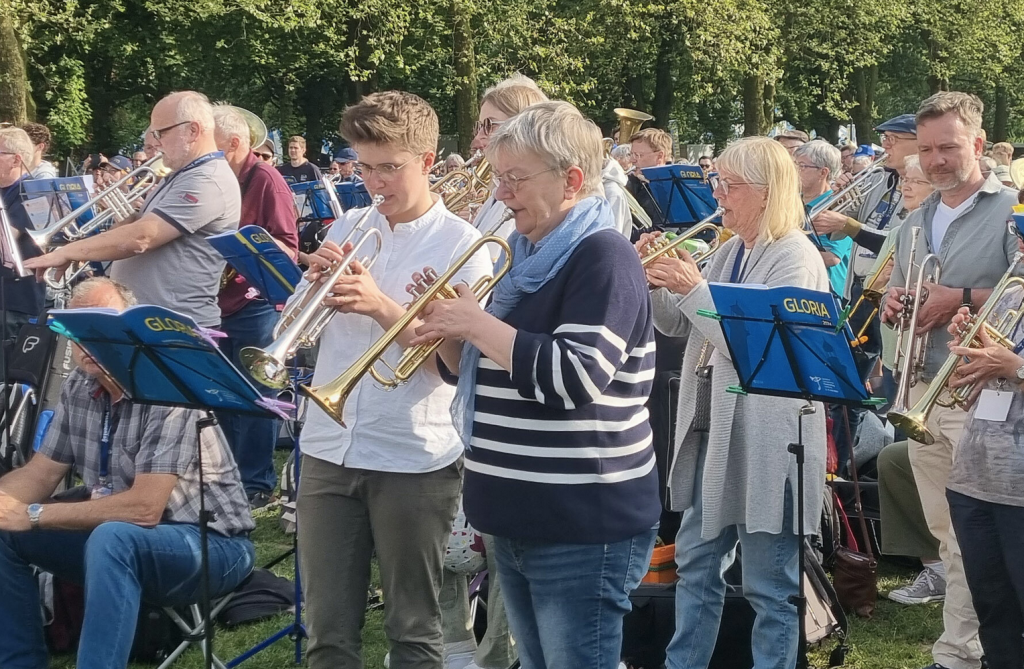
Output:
[
  {"xmin": 212, "ymin": 105, "xmax": 252, "ymax": 149},
  {"xmin": 486, "ymin": 101, "xmax": 604, "ymax": 198},
  {"xmin": 70, "ymin": 277, "xmax": 137, "ymax": 309},
  {"xmin": 916, "ymin": 91, "xmax": 983, "ymax": 139},
  {"xmin": 793, "ymin": 140, "xmax": 842, "ymax": 180},
  {"xmin": 0, "ymin": 128, "xmax": 34, "ymax": 169},
  {"xmin": 852, "ymin": 155, "xmax": 873, "ymax": 170},
  {"xmin": 610, "ymin": 144, "xmax": 631, "ymax": 162},
  {"xmin": 903, "ymin": 154, "xmax": 922, "ymax": 174},
  {"xmin": 167, "ymin": 91, "xmax": 215, "ymax": 135}
]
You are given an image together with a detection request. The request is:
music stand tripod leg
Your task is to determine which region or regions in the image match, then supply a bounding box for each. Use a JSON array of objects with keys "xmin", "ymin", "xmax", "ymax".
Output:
[
  {"xmin": 197, "ymin": 412, "xmax": 220, "ymax": 669},
  {"xmin": 788, "ymin": 402, "xmax": 815, "ymax": 669}
]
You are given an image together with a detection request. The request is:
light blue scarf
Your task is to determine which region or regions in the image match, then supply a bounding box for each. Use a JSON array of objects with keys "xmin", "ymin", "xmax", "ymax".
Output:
[{"xmin": 451, "ymin": 196, "xmax": 614, "ymax": 446}]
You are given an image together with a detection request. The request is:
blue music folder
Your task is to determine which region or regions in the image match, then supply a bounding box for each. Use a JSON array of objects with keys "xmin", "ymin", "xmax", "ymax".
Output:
[
  {"xmin": 207, "ymin": 226, "xmax": 302, "ymax": 305},
  {"xmin": 704, "ymin": 283, "xmax": 879, "ymax": 406},
  {"xmin": 47, "ymin": 305, "xmax": 291, "ymax": 418},
  {"xmin": 641, "ymin": 164, "xmax": 720, "ymax": 228}
]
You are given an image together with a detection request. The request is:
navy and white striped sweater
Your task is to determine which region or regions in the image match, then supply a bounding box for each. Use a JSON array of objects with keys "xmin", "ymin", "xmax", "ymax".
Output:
[{"xmin": 448, "ymin": 229, "xmax": 662, "ymax": 544}]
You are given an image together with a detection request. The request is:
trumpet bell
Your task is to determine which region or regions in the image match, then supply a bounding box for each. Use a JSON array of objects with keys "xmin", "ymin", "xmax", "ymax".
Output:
[
  {"xmin": 238, "ymin": 347, "xmax": 291, "ymax": 390},
  {"xmin": 300, "ymin": 368, "xmax": 360, "ymax": 428}
]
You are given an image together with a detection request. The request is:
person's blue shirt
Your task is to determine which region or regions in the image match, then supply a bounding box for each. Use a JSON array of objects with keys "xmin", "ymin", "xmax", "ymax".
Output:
[{"xmin": 805, "ymin": 190, "xmax": 852, "ymax": 298}]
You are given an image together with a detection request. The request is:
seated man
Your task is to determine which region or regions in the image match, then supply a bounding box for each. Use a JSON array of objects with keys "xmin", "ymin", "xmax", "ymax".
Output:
[{"xmin": 0, "ymin": 277, "xmax": 255, "ymax": 669}]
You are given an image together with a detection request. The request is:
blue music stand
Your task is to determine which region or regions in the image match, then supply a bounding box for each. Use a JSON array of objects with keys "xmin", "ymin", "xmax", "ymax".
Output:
[
  {"xmin": 700, "ymin": 282, "xmax": 882, "ymax": 669},
  {"xmin": 46, "ymin": 304, "xmax": 291, "ymax": 669},
  {"xmin": 337, "ymin": 182, "xmax": 373, "ymax": 210},
  {"xmin": 291, "ymin": 181, "xmax": 336, "ymax": 225},
  {"xmin": 21, "ymin": 177, "xmax": 96, "ymax": 234},
  {"xmin": 208, "ymin": 225, "xmax": 302, "ymax": 306},
  {"xmin": 641, "ymin": 164, "xmax": 720, "ymax": 229}
]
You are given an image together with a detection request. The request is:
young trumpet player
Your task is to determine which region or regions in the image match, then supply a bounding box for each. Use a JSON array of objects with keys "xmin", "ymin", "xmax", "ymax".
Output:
[{"xmin": 293, "ymin": 91, "xmax": 492, "ymax": 669}]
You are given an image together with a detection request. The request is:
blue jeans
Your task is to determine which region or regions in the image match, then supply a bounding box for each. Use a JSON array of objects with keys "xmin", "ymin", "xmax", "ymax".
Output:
[
  {"xmin": 493, "ymin": 527, "xmax": 657, "ymax": 669},
  {"xmin": 666, "ymin": 439, "xmax": 799, "ymax": 669},
  {"xmin": 217, "ymin": 300, "xmax": 281, "ymax": 496},
  {"xmin": 0, "ymin": 521, "xmax": 254, "ymax": 669}
]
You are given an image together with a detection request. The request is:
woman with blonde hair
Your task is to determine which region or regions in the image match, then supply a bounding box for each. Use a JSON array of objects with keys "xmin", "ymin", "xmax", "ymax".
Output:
[{"xmin": 638, "ymin": 136, "xmax": 829, "ymax": 669}]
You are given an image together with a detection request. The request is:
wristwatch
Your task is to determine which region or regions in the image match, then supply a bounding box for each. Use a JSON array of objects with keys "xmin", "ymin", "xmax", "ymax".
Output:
[
  {"xmin": 1016, "ymin": 364, "xmax": 1024, "ymax": 382},
  {"xmin": 26, "ymin": 504, "xmax": 42, "ymax": 529}
]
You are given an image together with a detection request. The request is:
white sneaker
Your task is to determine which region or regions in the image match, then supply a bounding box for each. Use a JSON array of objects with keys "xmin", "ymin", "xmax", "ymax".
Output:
[{"xmin": 887, "ymin": 565, "xmax": 946, "ymax": 605}]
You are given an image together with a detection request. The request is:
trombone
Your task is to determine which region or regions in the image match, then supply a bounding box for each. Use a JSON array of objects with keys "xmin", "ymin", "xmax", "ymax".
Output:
[
  {"xmin": 239, "ymin": 195, "xmax": 385, "ymax": 389},
  {"xmin": 303, "ymin": 234, "xmax": 513, "ymax": 427},
  {"xmin": 889, "ymin": 254, "xmax": 1024, "ymax": 444},
  {"xmin": 806, "ymin": 155, "xmax": 888, "ymax": 220},
  {"xmin": 28, "ymin": 153, "xmax": 166, "ymax": 252},
  {"xmin": 639, "ymin": 207, "xmax": 725, "ymax": 270},
  {"xmin": 888, "ymin": 226, "xmax": 941, "ymax": 421}
]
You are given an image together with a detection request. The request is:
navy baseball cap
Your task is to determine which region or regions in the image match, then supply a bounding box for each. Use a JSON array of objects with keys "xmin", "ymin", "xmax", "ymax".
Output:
[
  {"xmin": 334, "ymin": 147, "xmax": 358, "ymax": 163},
  {"xmin": 875, "ymin": 114, "xmax": 916, "ymax": 135},
  {"xmin": 108, "ymin": 155, "xmax": 133, "ymax": 171}
]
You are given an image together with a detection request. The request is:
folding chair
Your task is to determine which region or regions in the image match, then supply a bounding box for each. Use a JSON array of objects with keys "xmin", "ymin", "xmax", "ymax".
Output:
[{"xmin": 156, "ymin": 586, "xmax": 247, "ymax": 669}]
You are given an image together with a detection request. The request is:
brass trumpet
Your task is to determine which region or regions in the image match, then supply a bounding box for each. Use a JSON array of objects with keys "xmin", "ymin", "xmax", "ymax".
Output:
[
  {"xmin": 302, "ymin": 234, "xmax": 512, "ymax": 427},
  {"xmin": 239, "ymin": 195, "xmax": 385, "ymax": 389},
  {"xmin": 889, "ymin": 254, "xmax": 1024, "ymax": 444},
  {"xmin": 888, "ymin": 226, "xmax": 941, "ymax": 418},
  {"xmin": 845, "ymin": 244, "xmax": 896, "ymax": 346},
  {"xmin": 640, "ymin": 208, "xmax": 725, "ymax": 269}
]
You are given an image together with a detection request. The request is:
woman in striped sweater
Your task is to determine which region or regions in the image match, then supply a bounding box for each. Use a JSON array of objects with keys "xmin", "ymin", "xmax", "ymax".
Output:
[{"xmin": 412, "ymin": 101, "xmax": 661, "ymax": 669}]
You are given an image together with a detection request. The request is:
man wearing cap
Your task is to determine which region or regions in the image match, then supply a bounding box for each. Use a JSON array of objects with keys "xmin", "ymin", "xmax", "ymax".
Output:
[
  {"xmin": 775, "ymin": 129, "xmax": 809, "ymax": 156},
  {"xmin": 331, "ymin": 147, "xmax": 361, "ymax": 183},
  {"xmin": 255, "ymin": 141, "xmax": 276, "ymax": 166}
]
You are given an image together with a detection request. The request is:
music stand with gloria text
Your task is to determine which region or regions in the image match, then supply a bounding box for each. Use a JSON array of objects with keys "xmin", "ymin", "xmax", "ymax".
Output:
[
  {"xmin": 47, "ymin": 304, "xmax": 292, "ymax": 669},
  {"xmin": 641, "ymin": 164, "xmax": 721, "ymax": 230},
  {"xmin": 208, "ymin": 225, "xmax": 303, "ymax": 306},
  {"xmin": 700, "ymin": 282, "xmax": 883, "ymax": 669}
]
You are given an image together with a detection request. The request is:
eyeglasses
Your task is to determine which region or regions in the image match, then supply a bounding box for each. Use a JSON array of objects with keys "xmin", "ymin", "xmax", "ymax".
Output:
[
  {"xmin": 492, "ymin": 167, "xmax": 557, "ymax": 193},
  {"xmin": 881, "ymin": 132, "xmax": 914, "ymax": 147},
  {"xmin": 256, "ymin": 153, "xmax": 273, "ymax": 160},
  {"xmin": 355, "ymin": 154, "xmax": 423, "ymax": 180},
  {"xmin": 795, "ymin": 162, "xmax": 821, "ymax": 171},
  {"xmin": 714, "ymin": 179, "xmax": 759, "ymax": 196},
  {"xmin": 148, "ymin": 121, "xmax": 192, "ymax": 141},
  {"xmin": 903, "ymin": 178, "xmax": 931, "ymax": 188},
  {"xmin": 473, "ymin": 118, "xmax": 505, "ymax": 136}
]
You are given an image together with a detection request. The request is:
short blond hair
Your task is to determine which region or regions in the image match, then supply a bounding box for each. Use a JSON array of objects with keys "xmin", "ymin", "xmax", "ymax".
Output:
[
  {"xmin": 340, "ymin": 91, "xmax": 439, "ymax": 156},
  {"xmin": 0, "ymin": 128, "xmax": 34, "ymax": 169},
  {"xmin": 716, "ymin": 136, "xmax": 804, "ymax": 244},
  {"xmin": 631, "ymin": 128, "xmax": 672, "ymax": 160},
  {"xmin": 480, "ymin": 74, "xmax": 549, "ymax": 118},
  {"xmin": 288, "ymin": 135, "xmax": 306, "ymax": 149},
  {"xmin": 992, "ymin": 141, "xmax": 1014, "ymax": 165},
  {"xmin": 486, "ymin": 100, "xmax": 604, "ymax": 199},
  {"xmin": 916, "ymin": 91, "xmax": 984, "ymax": 139}
]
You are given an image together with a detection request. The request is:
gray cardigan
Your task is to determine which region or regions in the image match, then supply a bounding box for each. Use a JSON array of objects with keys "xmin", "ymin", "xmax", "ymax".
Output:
[{"xmin": 652, "ymin": 229, "xmax": 829, "ymax": 539}]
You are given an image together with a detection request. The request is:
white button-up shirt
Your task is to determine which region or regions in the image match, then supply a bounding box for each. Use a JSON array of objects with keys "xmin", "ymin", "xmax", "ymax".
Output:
[{"xmin": 297, "ymin": 197, "xmax": 493, "ymax": 472}]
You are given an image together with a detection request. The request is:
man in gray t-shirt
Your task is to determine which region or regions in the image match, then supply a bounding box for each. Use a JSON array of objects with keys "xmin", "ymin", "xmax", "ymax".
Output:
[
  {"xmin": 945, "ymin": 284, "xmax": 1024, "ymax": 669},
  {"xmin": 24, "ymin": 91, "xmax": 241, "ymax": 327}
]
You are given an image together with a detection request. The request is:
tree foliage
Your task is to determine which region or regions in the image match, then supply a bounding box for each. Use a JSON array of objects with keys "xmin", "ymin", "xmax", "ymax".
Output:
[{"xmin": 5, "ymin": 0, "xmax": 1024, "ymax": 159}]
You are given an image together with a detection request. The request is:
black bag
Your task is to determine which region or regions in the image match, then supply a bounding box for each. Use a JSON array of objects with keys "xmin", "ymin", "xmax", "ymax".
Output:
[
  {"xmin": 130, "ymin": 605, "xmax": 183, "ymax": 662},
  {"xmin": 217, "ymin": 568, "xmax": 295, "ymax": 627},
  {"xmin": 5, "ymin": 320, "xmax": 58, "ymax": 387}
]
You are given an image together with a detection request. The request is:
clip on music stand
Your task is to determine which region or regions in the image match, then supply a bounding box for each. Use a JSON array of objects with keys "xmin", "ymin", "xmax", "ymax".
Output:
[
  {"xmin": 208, "ymin": 225, "xmax": 302, "ymax": 306},
  {"xmin": 700, "ymin": 282, "xmax": 882, "ymax": 669},
  {"xmin": 642, "ymin": 164, "xmax": 720, "ymax": 229},
  {"xmin": 47, "ymin": 305, "xmax": 291, "ymax": 669}
]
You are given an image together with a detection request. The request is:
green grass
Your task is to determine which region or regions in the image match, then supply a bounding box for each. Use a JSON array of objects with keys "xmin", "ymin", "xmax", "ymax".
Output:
[{"xmin": 53, "ymin": 449, "xmax": 943, "ymax": 668}]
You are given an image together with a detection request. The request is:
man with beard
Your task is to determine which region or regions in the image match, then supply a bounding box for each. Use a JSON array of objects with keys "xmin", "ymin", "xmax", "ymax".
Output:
[
  {"xmin": 881, "ymin": 91, "xmax": 1018, "ymax": 669},
  {"xmin": 25, "ymin": 91, "xmax": 241, "ymax": 329}
]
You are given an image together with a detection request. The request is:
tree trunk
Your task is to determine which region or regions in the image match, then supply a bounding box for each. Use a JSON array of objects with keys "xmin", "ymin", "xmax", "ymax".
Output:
[
  {"xmin": 452, "ymin": 0, "xmax": 478, "ymax": 155},
  {"xmin": 743, "ymin": 75, "xmax": 764, "ymax": 137},
  {"xmin": 850, "ymin": 64, "xmax": 878, "ymax": 145},
  {"xmin": 994, "ymin": 82, "xmax": 1009, "ymax": 142},
  {"xmin": 926, "ymin": 35, "xmax": 948, "ymax": 94},
  {"xmin": 0, "ymin": 11, "xmax": 28, "ymax": 125},
  {"xmin": 762, "ymin": 79, "xmax": 775, "ymax": 133},
  {"xmin": 652, "ymin": 32, "xmax": 682, "ymax": 130}
]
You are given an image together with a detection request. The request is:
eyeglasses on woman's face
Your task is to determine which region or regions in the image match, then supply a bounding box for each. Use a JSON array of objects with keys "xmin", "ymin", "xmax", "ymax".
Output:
[
  {"xmin": 473, "ymin": 118, "xmax": 504, "ymax": 137},
  {"xmin": 355, "ymin": 154, "xmax": 424, "ymax": 181},
  {"xmin": 491, "ymin": 167, "xmax": 557, "ymax": 194}
]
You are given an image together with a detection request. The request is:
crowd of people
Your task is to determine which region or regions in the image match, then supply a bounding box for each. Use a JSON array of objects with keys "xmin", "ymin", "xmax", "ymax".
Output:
[{"xmin": 0, "ymin": 77, "xmax": 1021, "ymax": 669}]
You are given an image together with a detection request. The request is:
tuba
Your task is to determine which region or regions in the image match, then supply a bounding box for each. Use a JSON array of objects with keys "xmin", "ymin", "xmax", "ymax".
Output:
[
  {"xmin": 239, "ymin": 195, "xmax": 385, "ymax": 389},
  {"xmin": 302, "ymin": 234, "xmax": 512, "ymax": 427},
  {"xmin": 889, "ymin": 254, "xmax": 1024, "ymax": 444},
  {"xmin": 639, "ymin": 208, "xmax": 725, "ymax": 271},
  {"xmin": 886, "ymin": 226, "xmax": 941, "ymax": 425},
  {"xmin": 614, "ymin": 108, "xmax": 654, "ymax": 145}
]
